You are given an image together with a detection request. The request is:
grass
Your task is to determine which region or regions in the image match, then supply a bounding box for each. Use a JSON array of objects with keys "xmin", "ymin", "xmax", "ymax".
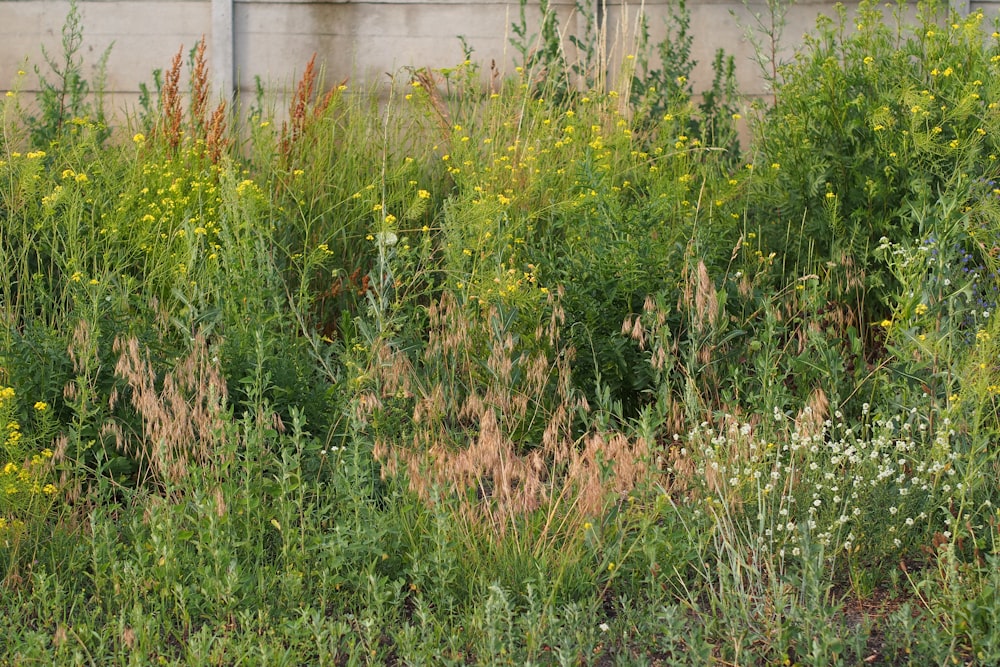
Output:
[{"xmin": 2, "ymin": 0, "xmax": 1000, "ymax": 664}]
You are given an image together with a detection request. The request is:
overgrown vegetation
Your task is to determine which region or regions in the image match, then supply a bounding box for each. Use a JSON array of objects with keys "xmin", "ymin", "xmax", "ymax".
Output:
[{"xmin": 2, "ymin": 0, "xmax": 1000, "ymax": 664}]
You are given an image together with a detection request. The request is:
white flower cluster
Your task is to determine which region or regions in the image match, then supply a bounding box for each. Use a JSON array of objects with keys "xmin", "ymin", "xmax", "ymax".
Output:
[{"xmin": 676, "ymin": 404, "xmax": 960, "ymax": 562}]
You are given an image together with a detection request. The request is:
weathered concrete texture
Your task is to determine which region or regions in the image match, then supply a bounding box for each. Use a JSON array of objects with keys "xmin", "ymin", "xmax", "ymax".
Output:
[
  {"xmin": 972, "ymin": 0, "xmax": 1000, "ymax": 17},
  {"xmin": 232, "ymin": 0, "xmax": 585, "ymax": 95},
  {"xmin": 1, "ymin": 0, "xmax": 210, "ymax": 114},
  {"xmin": 2, "ymin": 0, "xmax": 999, "ymax": 119},
  {"xmin": 602, "ymin": 0, "xmax": 938, "ymax": 99}
]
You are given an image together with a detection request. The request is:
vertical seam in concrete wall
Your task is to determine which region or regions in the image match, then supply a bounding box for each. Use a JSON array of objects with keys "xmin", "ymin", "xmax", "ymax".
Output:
[{"xmin": 211, "ymin": 0, "xmax": 234, "ymax": 100}]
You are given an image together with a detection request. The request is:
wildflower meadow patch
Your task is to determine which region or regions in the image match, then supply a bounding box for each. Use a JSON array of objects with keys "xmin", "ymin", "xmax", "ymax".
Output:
[{"xmin": 1, "ymin": 0, "xmax": 999, "ymax": 664}]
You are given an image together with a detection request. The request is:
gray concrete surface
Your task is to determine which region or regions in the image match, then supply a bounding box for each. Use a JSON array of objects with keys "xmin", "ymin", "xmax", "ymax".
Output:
[{"xmin": 1, "ymin": 0, "xmax": 997, "ymax": 121}]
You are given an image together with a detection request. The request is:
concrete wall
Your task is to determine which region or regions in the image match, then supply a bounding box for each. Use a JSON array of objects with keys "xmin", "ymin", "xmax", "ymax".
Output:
[
  {"xmin": 1, "ymin": 0, "xmax": 211, "ymax": 113},
  {"xmin": 1, "ymin": 0, "xmax": 998, "ymax": 117}
]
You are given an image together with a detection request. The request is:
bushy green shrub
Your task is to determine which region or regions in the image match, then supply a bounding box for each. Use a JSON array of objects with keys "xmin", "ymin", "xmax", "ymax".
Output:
[{"xmin": 749, "ymin": 0, "xmax": 1000, "ymax": 332}]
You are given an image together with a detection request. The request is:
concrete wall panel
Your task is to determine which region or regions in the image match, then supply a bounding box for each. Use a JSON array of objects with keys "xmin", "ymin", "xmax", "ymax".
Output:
[
  {"xmin": 232, "ymin": 1, "xmax": 582, "ymax": 92},
  {"xmin": 2, "ymin": 0, "xmax": 1000, "ymax": 120},
  {"xmin": 2, "ymin": 1, "xmax": 210, "ymax": 94}
]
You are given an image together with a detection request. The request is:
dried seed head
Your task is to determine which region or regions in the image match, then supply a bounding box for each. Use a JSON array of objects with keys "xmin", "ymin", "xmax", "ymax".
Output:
[
  {"xmin": 190, "ymin": 37, "xmax": 209, "ymax": 131},
  {"xmin": 112, "ymin": 334, "xmax": 229, "ymax": 486},
  {"xmin": 160, "ymin": 47, "xmax": 184, "ymax": 151},
  {"xmin": 694, "ymin": 260, "xmax": 719, "ymax": 334}
]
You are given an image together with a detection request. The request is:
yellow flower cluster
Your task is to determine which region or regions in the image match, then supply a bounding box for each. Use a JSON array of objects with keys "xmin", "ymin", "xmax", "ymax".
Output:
[
  {"xmin": 106, "ymin": 149, "xmax": 228, "ymax": 280},
  {"xmin": 2, "ymin": 450, "xmax": 56, "ymax": 495},
  {"xmin": 1, "ymin": 386, "xmax": 59, "ymax": 534}
]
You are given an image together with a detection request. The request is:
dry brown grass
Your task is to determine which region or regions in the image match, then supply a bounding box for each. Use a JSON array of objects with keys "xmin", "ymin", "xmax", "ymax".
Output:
[
  {"xmin": 795, "ymin": 387, "xmax": 829, "ymax": 441},
  {"xmin": 367, "ymin": 290, "xmax": 660, "ymax": 538},
  {"xmin": 103, "ymin": 334, "xmax": 229, "ymax": 487}
]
